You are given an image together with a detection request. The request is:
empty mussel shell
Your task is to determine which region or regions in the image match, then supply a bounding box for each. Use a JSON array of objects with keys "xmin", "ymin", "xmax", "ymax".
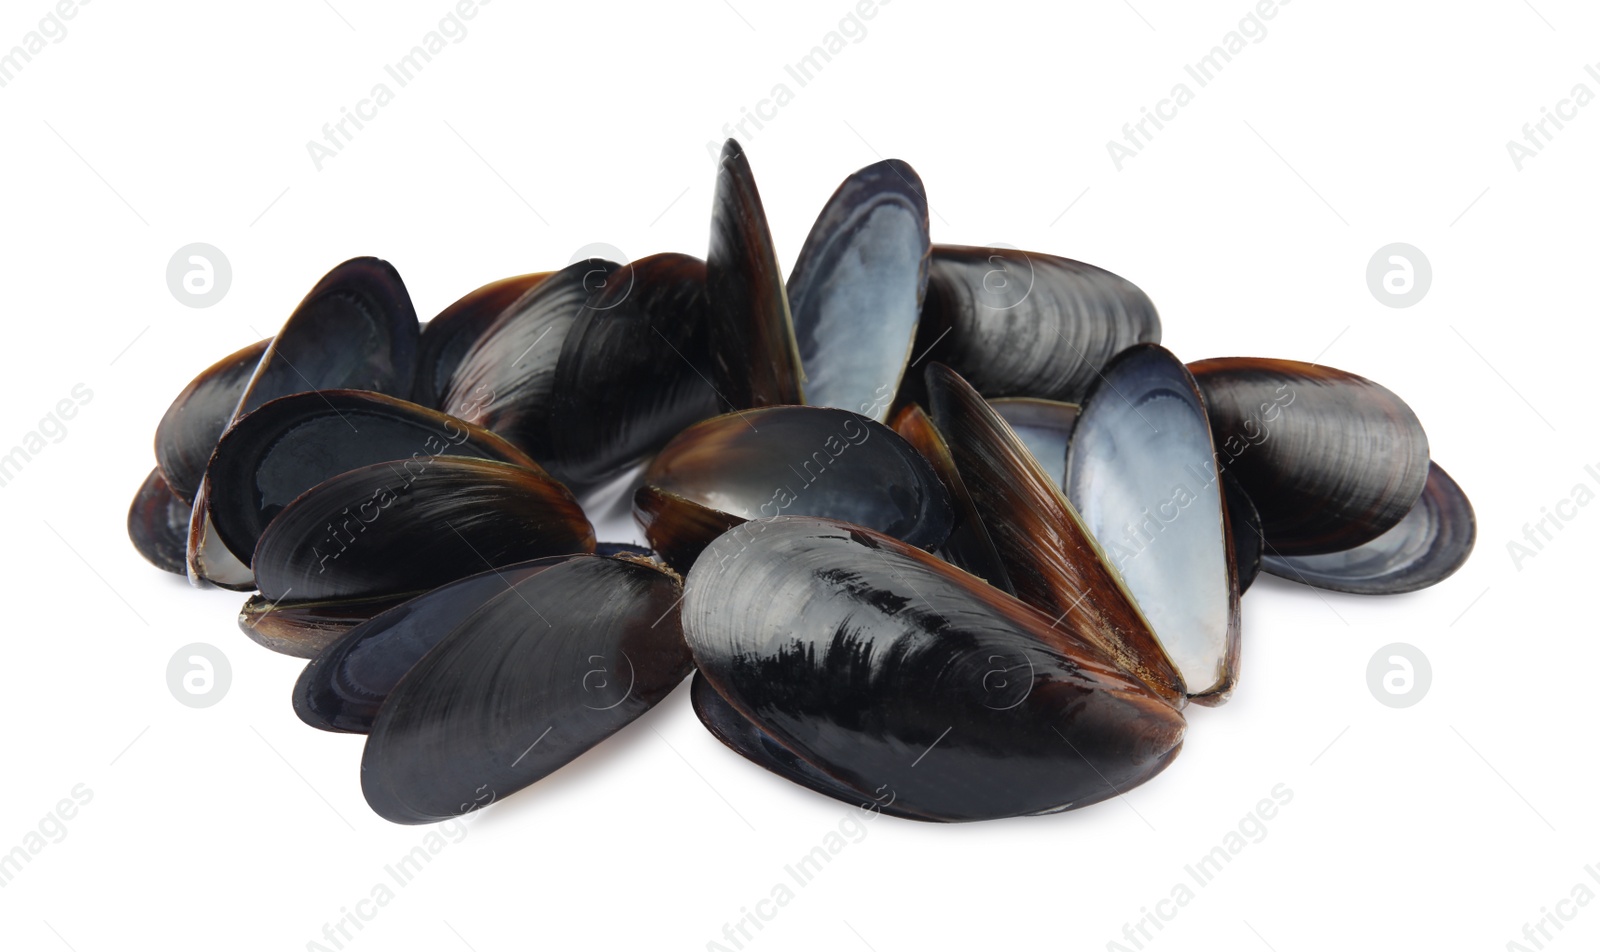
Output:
[
  {"xmin": 154, "ymin": 337, "xmax": 269, "ymax": 505},
  {"xmin": 127, "ymin": 468, "xmax": 190, "ymax": 575},
  {"xmin": 683, "ymin": 517, "xmax": 1187, "ymax": 822},
  {"xmin": 438, "ymin": 257, "xmax": 619, "ymax": 462},
  {"xmin": 252, "ymin": 457, "xmax": 594, "ymax": 603},
  {"xmin": 1188, "ymin": 357, "xmax": 1430, "ymax": 556},
  {"xmin": 988, "ymin": 397, "xmax": 1079, "ymax": 492},
  {"xmin": 786, "ymin": 159, "xmax": 930, "ymax": 422},
  {"xmin": 907, "ymin": 245, "xmax": 1160, "ymax": 404},
  {"xmin": 640, "ymin": 405, "xmax": 953, "ymax": 552},
  {"xmin": 1065, "ymin": 344, "xmax": 1240, "ymax": 704},
  {"xmin": 295, "ymin": 556, "xmax": 582, "ymax": 733},
  {"xmin": 204, "ymin": 389, "xmax": 539, "ymax": 565},
  {"xmin": 360, "ymin": 554, "xmax": 692, "ymax": 824},
  {"xmin": 549, "ymin": 253, "xmax": 721, "ymax": 490},
  {"xmin": 416, "ymin": 271, "xmax": 551, "ymax": 409},
  {"xmin": 706, "ymin": 139, "xmax": 804, "ymax": 408},
  {"xmin": 1261, "ymin": 461, "xmax": 1474, "ymax": 594},
  {"xmin": 925, "ymin": 363, "xmax": 1185, "ymax": 707}
]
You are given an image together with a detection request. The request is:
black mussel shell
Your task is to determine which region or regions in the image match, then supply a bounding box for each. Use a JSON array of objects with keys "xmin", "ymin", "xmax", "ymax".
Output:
[
  {"xmin": 706, "ymin": 139, "xmax": 804, "ymax": 409},
  {"xmin": 416, "ymin": 271, "xmax": 551, "ymax": 410},
  {"xmin": 295, "ymin": 556, "xmax": 581, "ymax": 732},
  {"xmin": 205, "ymin": 389, "xmax": 539, "ymax": 566},
  {"xmin": 641, "ymin": 405, "xmax": 953, "ymax": 552},
  {"xmin": 438, "ymin": 257, "xmax": 619, "ymax": 461},
  {"xmin": 238, "ymin": 592, "xmax": 413, "ymax": 659},
  {"xmin": 1262, "ymin": 461, "xmax": 1474, "ymax": 594},
  {"xmin": 1066, "ymin": 344, "xmax": 1240, "ymax": 705},
  {"xmin": 154, "ymin": 338, "xmax": 269, "ymax": 505},
  {"xmin": 689, "ymin": 672, "xmax": 928, "ymax": 820},
  {"xmin": 683, "ymin": 517, "xmax": 1187, "ymax": 822},
  {"xmin": 988, "ymin": 397, "xmax": 1079, "ymax": 492},
  {"xmin": 549, "ymin": 253, "xmax": 721, "ymax": 490},
  {"xmin": 127, "ymin": 468, "xmax": 189, "ymax": 575},
  {"xmin": 1222, "ymin": 470, "xmax": 1264, "ymax": 593},
  {"xmin": 926, "ymin": 363, "xmax": 1185, "ymax": 707},
  {"xmin": 252, "ymin": 457, "xmax": 594, "ymax": 603},
  {"xmin": 906, "ymin": 245, "xmax": 1159, "ymax": 405},
  {"xmin": 786, "ymin": 159, "xmax": 930, "ymax": 422},
  {"xmin": 360, "ymin": 555, "xmax": 692, "ymax": 824},
  {"xmin": 633, "ymin": 485, "xmax": 746, "ymax": 577},
  {"xmin": 1189, "ymin": 357, "xmax": 1430, "ymax": 556},
  {"xmin": 891, "ymin": 403, "xmax": 1012, "ymax": 592}
]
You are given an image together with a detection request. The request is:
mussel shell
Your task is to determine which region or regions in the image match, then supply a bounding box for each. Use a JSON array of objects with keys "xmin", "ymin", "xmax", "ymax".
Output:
[
  {"xmin": 238, "ymin": 592, "xmax": 413, "ymax": 659},
  {"xmin": 641, "ymin": 405, "xmax": 953, "ymax": 552},
  {"xmin": 890, "ymin": 404, "xmax": 1012, "ymax": 592},
  {"xmin": 1222, "ymin": 470, "xmax": 1264, "ymax": 594},
  {"xmin": 908, "ymin": 245, "xmax": 1160, "ymax": 404},
  {"xmin": 632, "ymin": 485, "xmax": 746, "ymax": 577},
  {"xmin": 925, "ymin": 363, "xmax": 1185, "ymax": 707},
  {"xmin": 549, "ymin": 253, "xmax": 721, "ymax": 490},
  {"xmin": 988, "ymin": 397, "xmax": 1079, "ymax": 492},
  {"xmin": 186, "ymin": 492, "xmax": 256, "ymax": 591},
  {"xmin": 1065, "ymin": 344, "xmax": 1240, "ymax": 704},
  {"xmin": 706, "ymin": 139, "xmax": 804, "ymax": 408},
  {"xmin": 127, "ymin": 468, "xmax": 189, "ymax": 575},
  {"xmin": 252, "ymin": 457, "xmax": 594, "ymax": 603},
  {"xmin": 438, "ymin": 257, "xmax": 619, "ymax": 462},
  {"xmin": 416, "ymin": 272, "xmax": 551, "ymax": 409},
  {"xmin": 786, "ymin": 159, "xmax": 930, "ymax": 422},
  {"xmin": 689, "ymin": 672, "xmax": 930, "ymax": 820},
  {"xmin": 154, "ymin": 338, "xmax": 269, "ymax": 505},
  {"xmin": 234, "ymin": 257, "xmax": 420, "ymax": 418},
  {"xmin": 360, "ymin": 555, "xmax": 692, "ymax": 824},
  {"xmin": 1262, "ymin": 461, "xmax": 1474, "ymax": 594},
  {"xmin": 682, "ymin": 517, "xmax": 1187, "ymax": 822},
  {"xmin": 295, "ymin": 556, "xmax": 580, "ymax": 733},
  {"xmin": 205, "ymin": 389, "xmax": 539, "ymax": 565},
  {"xmin": 1189, "ymin": 357, "xmax": 1430, "ymax": 556}
]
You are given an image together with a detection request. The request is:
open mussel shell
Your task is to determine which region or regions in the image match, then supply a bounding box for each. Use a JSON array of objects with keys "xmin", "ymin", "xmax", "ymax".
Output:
[
  {"xmin": 438, "ymin": 257, "xmax": 619, "ymax": 461},
  {"xmin": 706, "ymin": 139, "xmax": 804, "ymax": 409},
  {"xmin": 890, "ymin": 404, "xmax": 1011, "ymax": 591},
  {"xmin": 988, "ymin": 398, "xmax": 1079, "ymax": 492},
  {"xmin": 1222, "ymin": 471, "xmax": 1264, "ymax": 593},
  {"xmin": 238, "ymin": 592, "xmax": 412, "ymax": 659},
  {"xmin": 128, "ymin": 468, "xmax": 189, "ymax": 575},
  {"xmin": 154, "ymin": 338, "xmax": 269, "ymax": 505},
  {"xmin": 360, "ymin": 555, "xmax": 692, "ymax": 824},
  {"xmin": 1189, "ymin": 357, "xmax": 1430, "ymax": 557},
  {"xmin": 234, "ymin": 257, "xmax": 420, "ymax": 417},
  {"xmin": 549, "ymin": 253, "xmax": 721, "ymax": 490},
  {"xmin": 786, "ymin": 159, "xmax": 930, "ymax": 422},
  {"xmin": 689, "ymin": 672, "xmax": 928, "ymax": 820},
  {"xmin": 295, "ymin": 556, "xmax": 580, "ymax": 732},
  {"xmin": 252, "ymin": 457, "xmax": 594, "ymax": 603},
  {"xmin": 632, "ymin": 485, "xmax": 746, "ymax": 577},
  {"xmin": 205, "ymin": 389, "xmax": 539, "ymax": 566},
  {"xmin": 925, "ymin": 363, "xmax": 1185, "ymax": 707},
  {"xmin": 416, "ymin": 271, "xmax": 551, "ymax": 409},
  {"xmin": 641, "ymin": 405, "xmax": 953, "ymax": 552},
  {"xmin": 906, "ymin": 245, "xmax": 1159, "ymax": 405},
  {"xmin": 684, "ymin": 517, "xmax": 1187, "ymax": 822},
  {"xmin": 1262, "ymin": 461, "xmax": 1474, "ymax": 594},
  {"xmin": 1066, "ymin": 345, "xmax": 1241, "ymax": 704}
]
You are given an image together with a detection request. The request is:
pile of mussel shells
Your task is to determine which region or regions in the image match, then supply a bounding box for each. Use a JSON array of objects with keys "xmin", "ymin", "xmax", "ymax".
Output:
[{"xmin": 129, "ymin": 141, "xmax": 1475, "ymax": 824}]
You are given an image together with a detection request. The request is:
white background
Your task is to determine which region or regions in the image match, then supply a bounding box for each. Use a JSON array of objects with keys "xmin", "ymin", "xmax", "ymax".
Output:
[{"xmin": 1, "ymin": 1, "xmax": 1595, "ymax": 950}]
